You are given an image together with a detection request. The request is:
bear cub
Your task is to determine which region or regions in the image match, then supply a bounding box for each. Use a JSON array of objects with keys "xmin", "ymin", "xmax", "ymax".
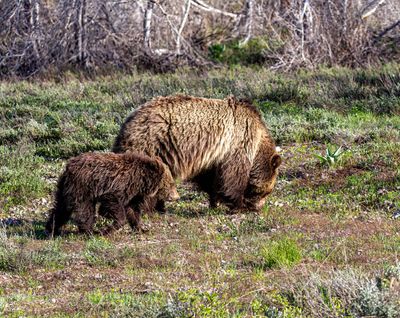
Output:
[{"xmin": 46, "ymin": 151, "xmax": 179, "ymax": 236}]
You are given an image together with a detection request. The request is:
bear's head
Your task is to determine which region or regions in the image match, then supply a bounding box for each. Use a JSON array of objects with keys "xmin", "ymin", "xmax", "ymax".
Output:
[{"xmin": 244, "ymin": 143, "xmax": 281, "ymax": 211}]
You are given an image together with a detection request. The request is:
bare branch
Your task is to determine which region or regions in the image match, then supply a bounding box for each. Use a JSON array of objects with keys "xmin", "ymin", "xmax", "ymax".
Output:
[
  {"xmin": 375, "ymin": 19, "xmax": 400, "ymax": 40},
  {"xmin": 361, "ymin": 0, "xmax": 386, "ymax": 19},
  {"xmin": 191, "ymin": 0, "xmax": 238, "ymax": 19}
]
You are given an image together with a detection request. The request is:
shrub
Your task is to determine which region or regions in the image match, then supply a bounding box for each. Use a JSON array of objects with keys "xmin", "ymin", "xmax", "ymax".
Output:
[{"xmin": 287, "ymin": 269, "xmax": 400, "ymax": 317}]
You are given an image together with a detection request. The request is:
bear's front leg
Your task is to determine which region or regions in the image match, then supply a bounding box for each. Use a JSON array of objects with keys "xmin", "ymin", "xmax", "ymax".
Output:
[{"xmin": 217, "ymin": 151, "xmax": 251, "ymax": 211}]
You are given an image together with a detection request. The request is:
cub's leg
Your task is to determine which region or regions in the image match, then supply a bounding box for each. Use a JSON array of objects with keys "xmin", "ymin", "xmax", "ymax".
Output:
[
  {"xmin": 74, "ymin": 200, "xmax": 97, "ymax": 234},
  {"xmin": 46, "ymin": 174, "xmax": 74, "ymax": 237},
  {"xmin": 46, "ymin": 201, "xmax": 73, "ymax": 237},
  {"xmin": 125, "ymin": 196, "xmax": 155, "ymax": 232},
  {"xmin": 125, "ymin": 206, "xmax": 141, "ymax": 231},
  {"xmin": 98, "ymin": 195, "xmax": 128, "ymax": 235}
]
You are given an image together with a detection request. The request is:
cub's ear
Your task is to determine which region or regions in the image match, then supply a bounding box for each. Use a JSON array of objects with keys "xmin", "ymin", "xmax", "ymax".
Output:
[
  {"xmin": 153, "ymin": 156, "xmax": 166, "ymax": 172},
  {"xmin": 146, "ymin": 159, "xmax": 164, "ymax": 175},
  {"xmin": 271, "ymin": 154, "xmax": 282, "ymax": 170},
  {"xmin": 154, "ymin": 156, "xmax": 163, "ymax": 162}
]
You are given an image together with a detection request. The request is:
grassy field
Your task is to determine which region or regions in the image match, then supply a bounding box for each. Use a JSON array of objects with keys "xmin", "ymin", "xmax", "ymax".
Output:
[{"xmin": 0, "ymin": 65, "xmax": 400, "ymax": 317}]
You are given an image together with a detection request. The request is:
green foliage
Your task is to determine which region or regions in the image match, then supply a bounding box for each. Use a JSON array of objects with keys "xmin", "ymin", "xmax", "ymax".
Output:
[
  {"xmin": 0, "ymin": 297, "xmax": 5, "ymax": 315},
  {"xmin": 0, "ymin": 233, "xmax": 25, "ymax": 272},
  {"xmin": 271, "ymin": 293, "xmax": 305, "ymax": 318},
  {"xmin": 83, "ymin": 236, "xmax": 135, "ymax": 267},
  {"xmin": 259, "ymin": 238, "xmax": 302, "ymax": 269},
  {"xmin": 208, "ymin": 44, "xmax": 226, "ymax": 62},
  {"xmin": 86, "ymin": 290, "xmax": 168, "ymax": 317},
  {"xmin": 315, "ymin": 145, "xmax": 346, "ymax": 166},
  {"xmin": 0, "ymin": 145, "xmax": 51, "ymax": 210},
  {"xmin": 384, "ymin": 263, "xmax": 400, "ymax": 280},
  {"xmin": 209, "ymin": 38, "xmax": 271, "ymax": 65},
  {"xmin": 84, "ymin": 237, "xmax": 119, "ymax": 267},
  {"xmin": 166, "ymin": 288, "xmax": 235, "ymax": 318},
  {"xmin": 0, "ymin": 229, "xmax": 66, "ymax": 272},
  {"xmin": 29, "ymin": 240, "xmax": 67, "ymax": 269}
]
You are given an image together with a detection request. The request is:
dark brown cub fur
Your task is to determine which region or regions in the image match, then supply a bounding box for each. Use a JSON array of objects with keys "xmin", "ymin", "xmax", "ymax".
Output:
[{"xmin": 46, "ymin": 152, "xmax": 178, "ymax": 236}]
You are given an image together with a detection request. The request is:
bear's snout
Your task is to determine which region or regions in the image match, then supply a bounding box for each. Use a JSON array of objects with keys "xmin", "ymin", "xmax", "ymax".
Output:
[{"xmin": 168, "ymin": 188, "xmax": 180, "ymax": 201}]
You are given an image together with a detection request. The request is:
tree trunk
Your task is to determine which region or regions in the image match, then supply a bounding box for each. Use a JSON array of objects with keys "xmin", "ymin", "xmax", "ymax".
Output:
[
  {"xmin": 240, "ymin": 0, "xmax": 254, "ymax": 46},
  {"xmin": 77, "ymin": 0, "xmax": 87, "ymax": 67},
  {"xmin": 176, "ymin": 0, "xmax": 191, "ymax": 54},
  {"xmin": 299, "ymin": 0, "xmax": 312, "ymax": 60},
  {"xmin": 29, "ymin": 0, "xmax": 41, "ymax": 61},
  {"xmin": 143, "ymin": 0, "xmax": 154, "ymax": 52}
]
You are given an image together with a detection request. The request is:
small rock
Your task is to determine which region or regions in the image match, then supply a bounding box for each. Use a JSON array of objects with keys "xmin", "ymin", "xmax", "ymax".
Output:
[
  {"xmin": 0, "ymin": 218, "xmax": 23, "ymax": 226},
  {"xmin": 392, "ymin": 209, "xmax": 400, "ymax": 219},
  {"xmin": 377, "ymin": 189, "xmax": 387, "ymax": 195}
]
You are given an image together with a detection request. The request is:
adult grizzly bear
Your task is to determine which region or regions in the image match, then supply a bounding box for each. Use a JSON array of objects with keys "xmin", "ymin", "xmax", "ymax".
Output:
[
  {"xmin": 113, "ymin": 95, "xmax": 281, "ymax": 211},
  {"xmin": 45, "ymin": 152, "xmax": 179, "ymax": 236}
]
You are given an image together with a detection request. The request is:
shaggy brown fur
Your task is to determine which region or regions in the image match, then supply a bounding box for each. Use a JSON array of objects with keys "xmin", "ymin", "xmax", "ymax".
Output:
[
  {"xmin": 113, "ymin": 95, "xmax": 281, "ymax": 211},
  {"xmin": 45, "ymin": 152, "xmax": 179, "ymax": 236}
]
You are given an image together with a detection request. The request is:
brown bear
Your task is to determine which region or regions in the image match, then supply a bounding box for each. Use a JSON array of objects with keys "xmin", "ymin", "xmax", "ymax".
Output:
[
  {"xmin": 45, "ymin": 151, "xmax": 179, "ymax": 236},
  {"xmin": 113, "ymin": 95, "xmax": 281, "ymax": 211}
]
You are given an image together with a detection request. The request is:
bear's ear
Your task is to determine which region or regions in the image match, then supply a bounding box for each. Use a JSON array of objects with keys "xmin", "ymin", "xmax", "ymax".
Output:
[
  {"xmin": 270, "ymin": 154, "xmax": 282, "ymax": 171},
  {"xmin": 226, "ymin": 95, "xmax": 237, "ymax": 106}
]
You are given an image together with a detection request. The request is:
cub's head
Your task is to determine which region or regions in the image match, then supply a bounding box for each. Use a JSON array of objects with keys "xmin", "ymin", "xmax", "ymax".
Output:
[
  {"xmin": 244, "ymin": 149, "xmax": 281, "ymax": 211},
  {"xmin": 154, "ymin": 158, "xmax": 180, "ymax": 202}
]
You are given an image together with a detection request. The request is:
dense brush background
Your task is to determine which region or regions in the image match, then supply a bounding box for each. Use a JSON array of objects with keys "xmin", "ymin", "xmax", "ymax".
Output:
[{"xmin": 0, "ymin": 0, "xmax": 399, "ymax": 77}]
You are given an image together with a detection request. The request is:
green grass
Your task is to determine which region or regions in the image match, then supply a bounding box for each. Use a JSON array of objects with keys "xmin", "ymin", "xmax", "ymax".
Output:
[
  {"xmin": 259, "ymin": 237, "xmax": 302, "ymax": 269},
  {"xmin": 0, "ymin": 64, "xmax": 399, "ymax": 317}
]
